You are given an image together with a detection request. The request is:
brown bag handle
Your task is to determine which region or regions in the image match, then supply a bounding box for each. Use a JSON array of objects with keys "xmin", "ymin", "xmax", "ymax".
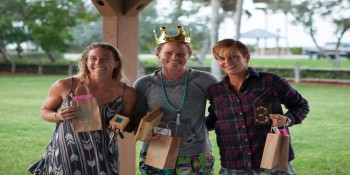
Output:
[
  {"xmin": 270, "ymin": 118, "xmax": 277, "ymax": 133},
  {"xmin": 74, "ymin": 83, "xmax": 91, "ymax": 95},
  {"xmin": 72, "ymin": 84, "xmax": 92, "ymax": 108},
  {"xmin": 270, "ymin": 118, "xmax": 286, "ymax": 134},
  {"xmin": 158, "ymin": 121, "xmax": 179, "ymax": 136}
]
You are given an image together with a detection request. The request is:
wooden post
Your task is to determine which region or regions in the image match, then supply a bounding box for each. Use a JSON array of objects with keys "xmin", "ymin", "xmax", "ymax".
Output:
[
  {"xmin": 294, "ymin": 62, "xmax": 300, "ymax": 83},
  {"xmin": 68, "ymin": 62, "xmax": 74, "ymax": 75},
  {"xmin": 38, "ymin": 64, "xmax": 42, "ymax": 75},
  {"xmin": 11, "ymin": 62, "xmax": 15, "ymax": 73},
  {"xmin": 102, "ymin": 15, "xmax": 138, "ymax": 175},
  {"xmin": 92, "ymin": 0, "xmax": 152, "ymax": 174}
]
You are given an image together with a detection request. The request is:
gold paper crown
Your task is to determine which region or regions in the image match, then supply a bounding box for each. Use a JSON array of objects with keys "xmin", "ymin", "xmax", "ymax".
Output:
[{"xmin": 154, "ymin": 25, "xmax": 191, "ymax": 45}]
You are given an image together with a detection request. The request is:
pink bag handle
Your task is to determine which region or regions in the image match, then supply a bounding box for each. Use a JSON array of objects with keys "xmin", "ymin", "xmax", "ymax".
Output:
[
  {"xmin": 72, "ymin": 94, "xmax": 93, "ymax": 101},
  {"xmin": 270, "ymin": 118, "xmax": 288, "ymax": 135}
]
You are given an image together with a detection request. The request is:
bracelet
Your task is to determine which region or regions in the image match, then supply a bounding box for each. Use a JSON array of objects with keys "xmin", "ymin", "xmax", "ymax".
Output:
[{"xmin": 54, "ymin": 111, "xmax": 60, "ymax": 122}]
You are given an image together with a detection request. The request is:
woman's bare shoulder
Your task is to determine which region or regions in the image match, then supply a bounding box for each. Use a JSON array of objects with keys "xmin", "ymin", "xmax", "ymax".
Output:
[
  {"xmin": 53, "ymin": 77, "xmax": 74, "ymax": 87},
  {"xmin": 50, "ymin": 76, "xmax": 78, "ymax": 96},
  {"xmin": 123, "ymin": 84, "xmax": 137, "ymax": 100},
  {"xmin": 124, "ymin": 84, "xmax": 137, "ymax": 95}
]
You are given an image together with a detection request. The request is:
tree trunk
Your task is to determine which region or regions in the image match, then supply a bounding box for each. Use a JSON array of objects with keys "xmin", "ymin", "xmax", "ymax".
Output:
[
  {"xmin": 334, "ymin": 42, "xmax": 341, "ymax": 68},
  {"xmin": 234, "ymin": 0, "xmax": 243, "ymax": 40},
  {"xmin": 309, "ymin": 28, "xmax": 331, "ymax": 61},
  {"xmin": 284, "ymin": 12, "xmax": 291, "ymax": 55},
  {"xmin": 334, "ymin": 27, "xmax": 348, "ymax": 68},
  {"xmin": 173, "ymin": 0, "xmax": 183, "ymax": 25},
  {"xmin": 0, "ymin": 47, "xmax": 10, "ymax": 63},
  {"xmin": 197, "ymin": 39, "xmax": 210, "ymax": 65},
  {"xmin": 210, "ymin": 0, "xmax": 221, "ymax": 80},
  {"xmin": 16, "ymin": 43, "xmax": 23, "ymax": 59},
  {"xmin": 46, "ymin": 51, "xmax": 56, "ymax": 63}
]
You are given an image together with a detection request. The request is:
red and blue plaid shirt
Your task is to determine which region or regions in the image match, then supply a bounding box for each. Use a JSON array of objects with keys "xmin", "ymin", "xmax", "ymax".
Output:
[{"xmin": 206, "ymin": 67, "xmax": 309, "ymax": 170}]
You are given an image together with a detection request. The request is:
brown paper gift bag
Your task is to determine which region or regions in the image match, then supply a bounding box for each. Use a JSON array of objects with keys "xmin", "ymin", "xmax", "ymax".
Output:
[
  {"xmin": 260, "ymin": 132, "xmax": 289, "ymax": 171},
  {"xmin": 145, "ymin": 121, "xmax": 180, "ymax": 169},
  {"xmin": 145, "ymin": 134, "xmax": 180, "ymax": 169},
  {"xmin": 134, "ymin": 107, "xmax": 164, "ymax": 143},
  {"xmin": 70, "ymin": 84, "xmax": 102, "ymax": 132}
]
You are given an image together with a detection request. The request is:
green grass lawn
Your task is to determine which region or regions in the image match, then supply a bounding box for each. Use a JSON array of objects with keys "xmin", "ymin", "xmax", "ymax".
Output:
[{"xmin": 1, "ymin": 74, "xmax": 350, "ymax": 175}]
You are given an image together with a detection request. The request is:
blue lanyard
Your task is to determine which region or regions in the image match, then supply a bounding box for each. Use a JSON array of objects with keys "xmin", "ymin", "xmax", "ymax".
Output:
[{"xmin": 160, "ymin": 69, "xmax": 188, "ymax": 125}]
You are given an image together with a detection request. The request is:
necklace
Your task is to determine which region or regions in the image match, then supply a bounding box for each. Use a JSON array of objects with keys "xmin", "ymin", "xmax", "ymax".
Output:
[{"xmin": 160, "ymin": 69, "xmax": 188, "ymax": 125}]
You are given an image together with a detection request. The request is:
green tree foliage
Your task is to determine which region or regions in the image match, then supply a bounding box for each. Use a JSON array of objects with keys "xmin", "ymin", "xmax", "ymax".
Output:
[
  {"xmin": 270, "ymin": 0, "xmax": 350, "ymax": 67},
  {"xmin": 139, "ymin": 0, "xmax": 210, "ymax": 57},
  {"xmin": 330, "ymin": 2, "xmax": 350, "ymax": 67},
  {"xmin": 268, "ymin": 0, "xmax": 291, "ymax": 14},
  {"xmin": 25, "ymin": 0, "xmax": 90, "ymax": 63},
  {"xmin": 67, "ymin": 7, "xmax": 102, "ymax": 52},
  {"xmin": 0, "ymin": 0, "xmax": 28, "ymax": 62},
  {"xmin": 68, "ymin": 19, "xmax": 103, "ymax": 52},
  {"xmin": 0, "ymin": 17, "xmax": 14, "ymax": 62},
  {"xmin": 0, "ymin": 0, "xmax": 91, "ymax": 63},
  {"xmin": 291, "ymin": 0, "xmax": 349, "ymax": 67},
  {"xmin": 0, "ymin": 0, "xmax": 248, "ymax": 65},
  {"xmin": 139, "ymin": 1, "xmax": 159, "ymax": 54}
]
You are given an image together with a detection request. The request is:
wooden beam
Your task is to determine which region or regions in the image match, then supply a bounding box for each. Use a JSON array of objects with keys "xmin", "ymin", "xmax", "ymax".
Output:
[
  {"xmin": 102, "ymin": 17, "xmax": 139, "ymax": 83},
  {"xmin": 91, "ymin": 0, "xmax": 119, "ymax": 16},
  {"xmin": 92, "ymin": 0, "xmax": 153, "ymax": 17},
  {"xmin": 93, "ymin": 1, "xmax": 140, "ymax": 175},
  {"xmin": 102, "ymin": 15, "xmax": 138, "ymax": 175},
  {"xmin": 123, "ymin": 0, "xmax": 153, "ymax": 17}
]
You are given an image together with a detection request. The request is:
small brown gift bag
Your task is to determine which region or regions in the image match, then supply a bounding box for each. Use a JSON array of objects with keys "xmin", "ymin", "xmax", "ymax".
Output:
[
  {"xmin": 260, "ymin": 124, "xmax": 289, "ymax": 171},
  {"xmin": 134, "ymin": 107, "xmax": 164, "ymax": 143},
  {"xmin": 145, "ymin": 121, "xmax": 180, "ymax": 169},
  {"xmin": 70, "ymin": 84, "xmax": 102, "ymax": 132}
]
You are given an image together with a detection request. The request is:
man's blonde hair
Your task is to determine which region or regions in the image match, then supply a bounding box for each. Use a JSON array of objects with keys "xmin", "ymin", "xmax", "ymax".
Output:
[{"xmin": 212, "ymin": 39, "xmax": 250, "ymax": 59}]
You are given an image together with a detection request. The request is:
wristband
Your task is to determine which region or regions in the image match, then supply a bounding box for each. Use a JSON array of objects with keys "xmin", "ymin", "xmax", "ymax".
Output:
[
  {"xmin": 285, "ymin": 117, "xmax": 291, "ymax": 126},
  {"xmin": 54, "ymin": 111, "xmax": 60, "ymax": 122}
]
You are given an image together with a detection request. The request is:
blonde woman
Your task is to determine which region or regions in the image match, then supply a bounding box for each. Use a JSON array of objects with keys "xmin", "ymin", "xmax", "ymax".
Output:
[{"xmin": 28, "ymin": 43, "xmax": 137, "ymax": 175}]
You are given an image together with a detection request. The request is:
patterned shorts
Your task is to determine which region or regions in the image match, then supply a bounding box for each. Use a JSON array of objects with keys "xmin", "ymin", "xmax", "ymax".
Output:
[
  {"xmin": 219, "ymin": 162, "xmax": 296, "ymax": 175},
  {"xmin": 139, "ymin": 150, "xmax": 215, "ymax": 175}
]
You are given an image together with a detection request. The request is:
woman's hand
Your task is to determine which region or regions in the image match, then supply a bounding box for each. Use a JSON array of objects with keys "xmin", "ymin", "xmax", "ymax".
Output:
[
  {"xmin": 109, "ymin": 125, "xmax": 122, "ymax": 133},
  {"xmin": 57, "ymin": 106, "xmax": 80, "ymax": 121},
  {"xmin": 143, "ymin": 134, "xmax": 161, "ymax": 143},
  {"xmin": 109, "ymin": 125, "xmax": 125, "ymax": 139},
  {"xmin": 269, "ymin": 114, "xmax": 288, "ymax": 128}
]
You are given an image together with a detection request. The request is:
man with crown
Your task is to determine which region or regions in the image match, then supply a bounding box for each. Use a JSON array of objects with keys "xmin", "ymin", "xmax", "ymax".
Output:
[{"xmin": 133, "ymin": 25, "xmax": 218, "ymax": 174}]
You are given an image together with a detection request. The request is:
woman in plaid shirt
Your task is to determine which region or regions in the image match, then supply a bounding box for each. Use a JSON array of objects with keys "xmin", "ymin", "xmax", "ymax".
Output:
[{"xmin": 206, "ymin": 39, "xmax": 309, "ymax": 175}]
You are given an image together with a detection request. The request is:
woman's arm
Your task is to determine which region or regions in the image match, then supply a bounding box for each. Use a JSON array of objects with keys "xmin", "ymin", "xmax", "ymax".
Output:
[
  {"xmin": 40, "ymin": 78, "xmax": 79, "ymax": 122},
  {"xmin": 121, "ymin": 86, "xmax": 137, "ymax": 117},
  {"xmin": 119, "ymin": 86, "xmax": 137, "ymax": 132}
]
